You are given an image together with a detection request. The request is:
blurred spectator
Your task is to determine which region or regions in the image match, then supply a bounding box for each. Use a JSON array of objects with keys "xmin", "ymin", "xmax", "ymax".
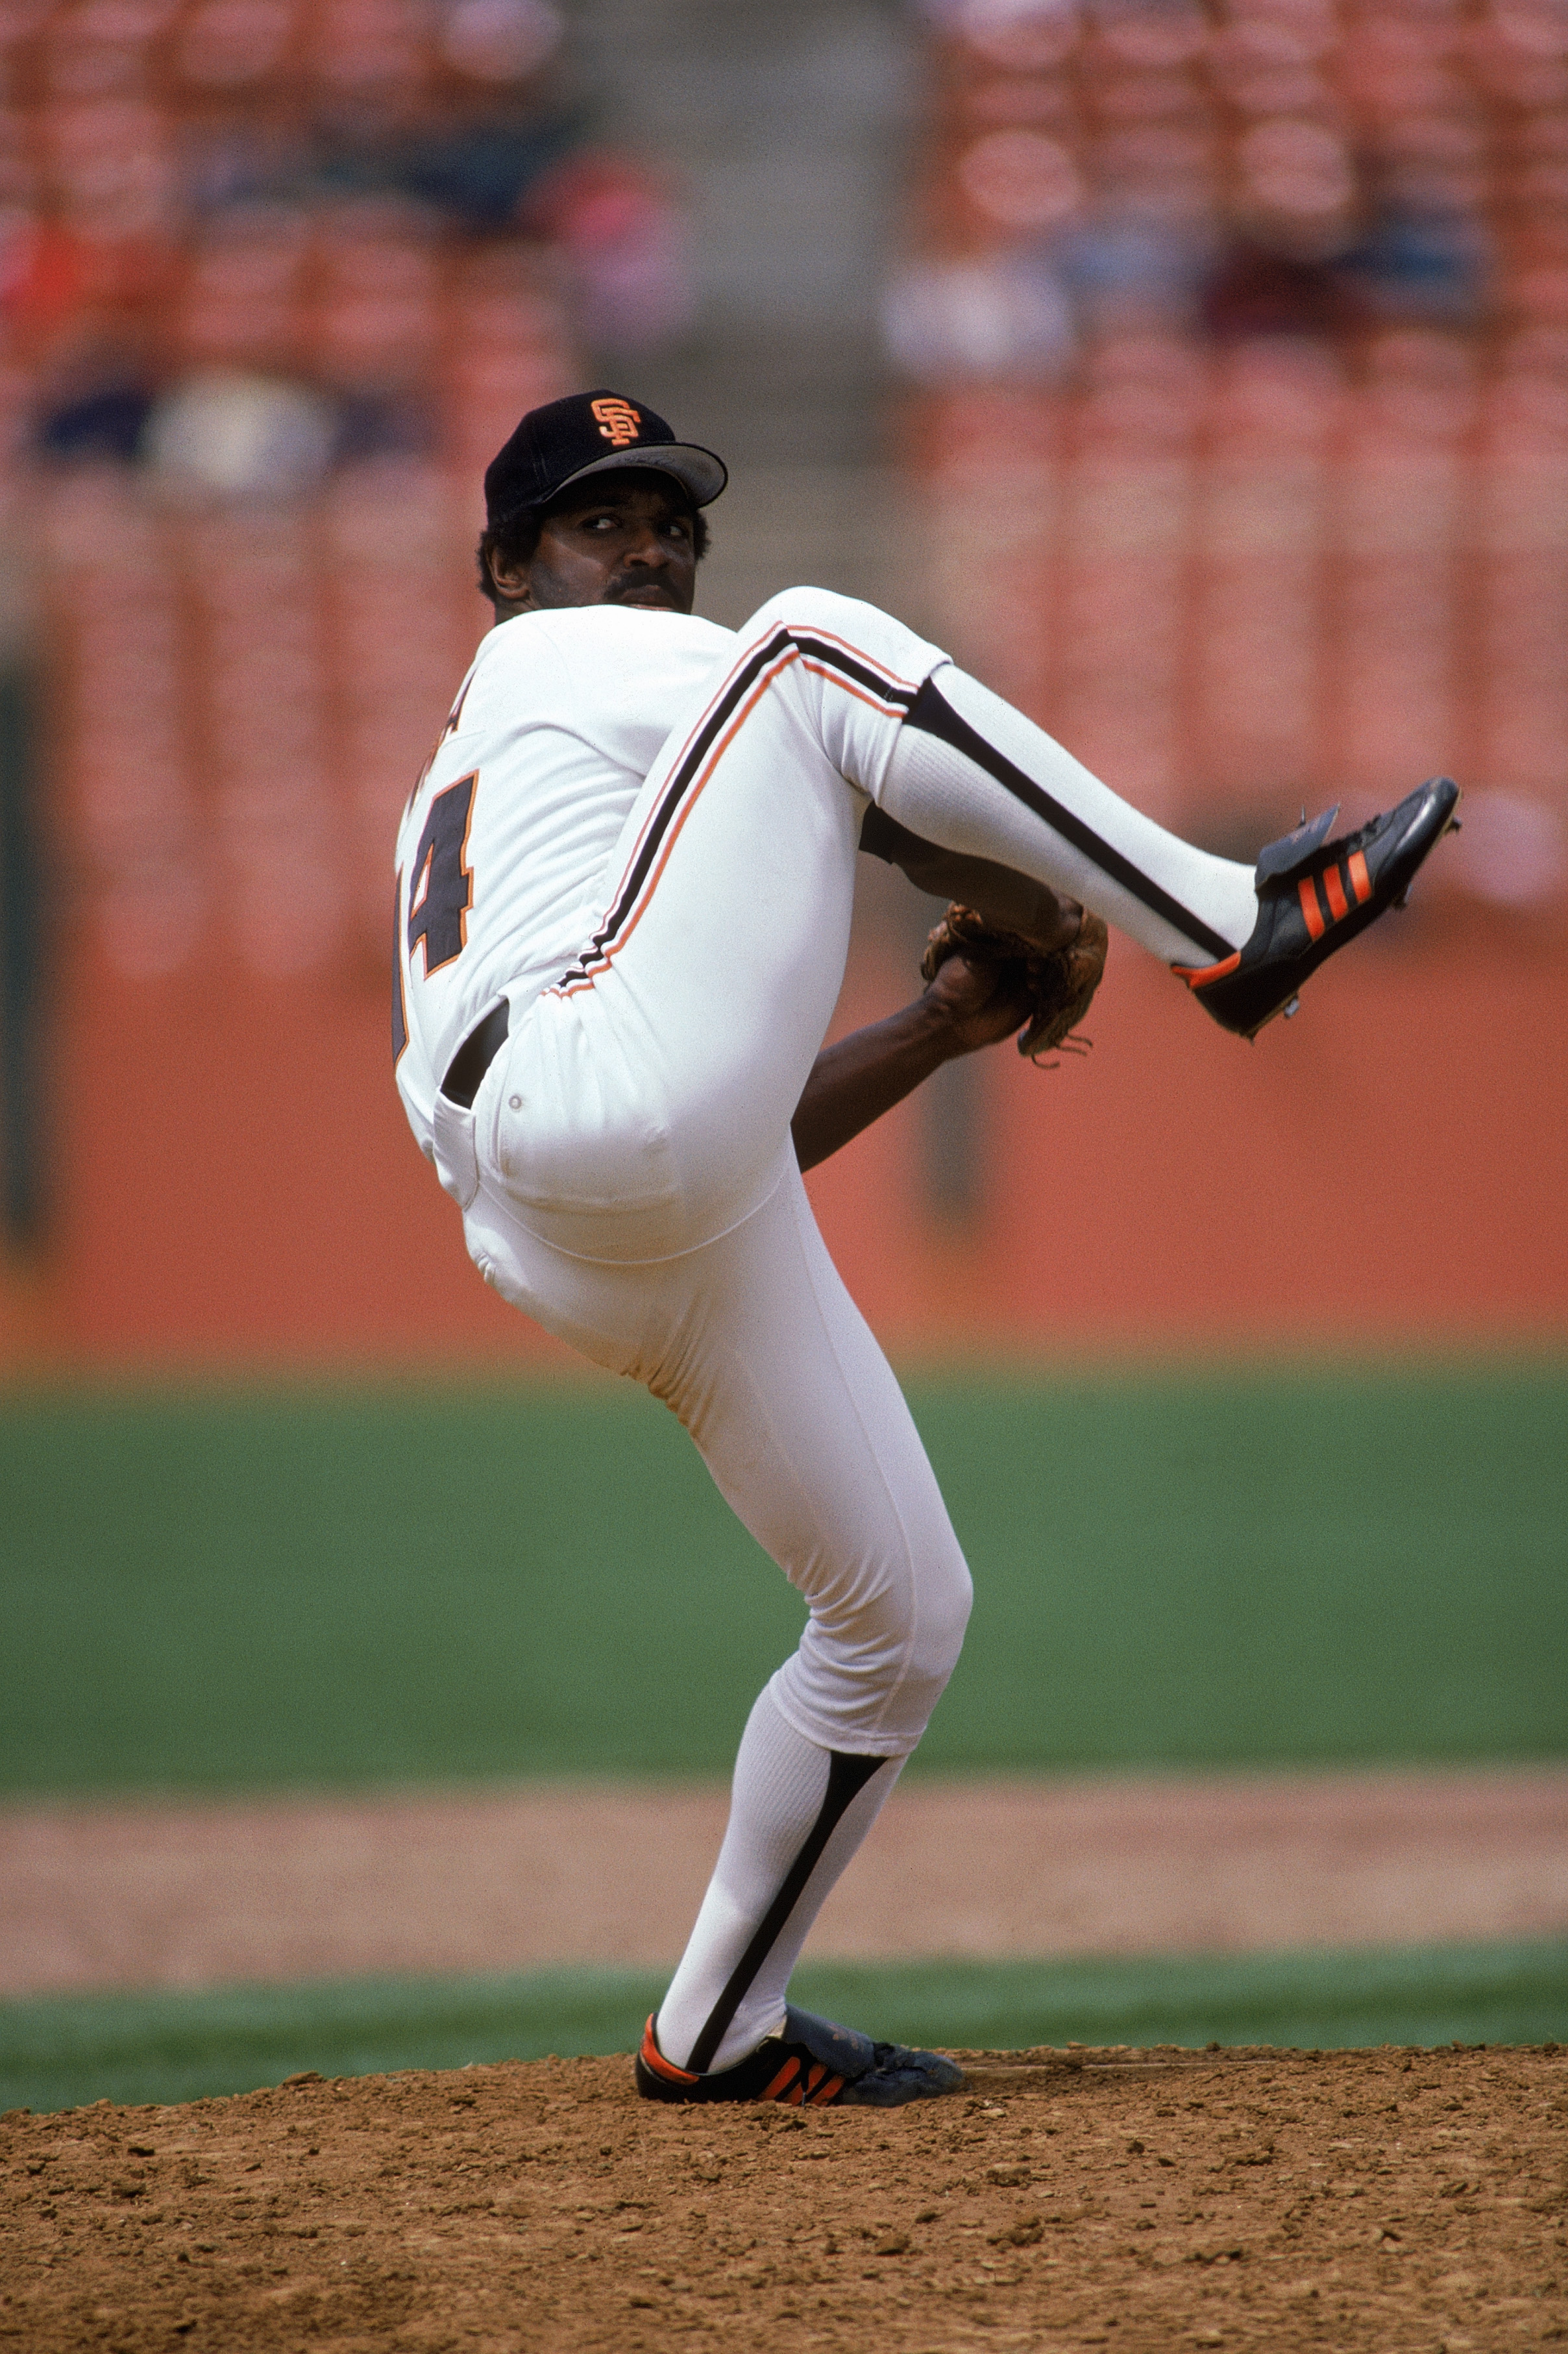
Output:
[
  {"xmin": 1058, "ymin": 206, "xmax": 1212, "ymax": 332},
  {"xmin": 1336, "ymin": 195, "xmax": 1491, "ymax": 329},
  {"xmin": 1201, "ymin": 238, "xmax": 1362, "ymax": 343},
  {"xmin": 439, "ymin": 0, "xmax": 565, "ymax": 84},
  {"xmin": 34, "ymin": 352, "xmax": 156, "ymax": 464},
  {"xmin": 1202, "ymin": 117, "xmax": 1362, "ymax": 345},
  {"xmin": 523, "ymin": 154, "xmax": 694, "ymax": 353},
  {"xmin": 143, "ymin": 371, "xmax": 337, "ymax": 502},
  {"xmin": 387, "ymin": 118, "xmax": 580, "ymax": 232},
  {"xmin": 881, "ymin": 252, "xmax": 1075, "ymax": 380},
  {"xmin": 890, "ymin": 0, "xmax": 1568, "ymax": 918}
]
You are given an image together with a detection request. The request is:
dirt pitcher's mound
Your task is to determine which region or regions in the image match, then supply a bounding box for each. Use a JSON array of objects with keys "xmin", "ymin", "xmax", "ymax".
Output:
[{"xmin": 3, "ymin": 2046, "xmax": 1565, "ymax": 2352}]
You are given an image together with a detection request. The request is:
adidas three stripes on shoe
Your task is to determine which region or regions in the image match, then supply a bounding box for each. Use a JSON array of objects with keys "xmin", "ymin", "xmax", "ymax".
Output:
[
  {"xmin": 1173, "ymin": 776, "xmax": 1462, "ymax": 1040},
  {"xmin": 635, "ymin": 2006, "xmax": 966, "ymax": 2108}
]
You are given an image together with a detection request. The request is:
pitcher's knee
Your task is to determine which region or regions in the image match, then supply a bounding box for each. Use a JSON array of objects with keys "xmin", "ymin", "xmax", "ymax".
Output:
[
  {"xmin": 746, "ymin": 584, "xmax": 874, "ymax": 638},
  {"xmin": 744, "ymin": 587, "xmax": 941, "ymax": 678},
  {"xmin": 892, "ymin": 1546, "xmax": 972, "ymax": 1730},
  {"xmin": 920, "ymin": 1547, "xmax": 974, "ymax": 1689},
  {"xmin": 778, "ymin": 1538, "xmax": 971, "ymax": 1755}
]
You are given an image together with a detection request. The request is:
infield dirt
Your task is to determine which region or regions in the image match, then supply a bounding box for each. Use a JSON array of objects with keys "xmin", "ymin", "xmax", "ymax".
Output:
[{"xmin": 4, "ymin": 2044, "xmax": 1565, "ymax": 2352}]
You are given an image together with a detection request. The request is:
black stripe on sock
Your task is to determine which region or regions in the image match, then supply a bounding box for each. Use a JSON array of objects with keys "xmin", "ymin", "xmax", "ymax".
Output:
[
  {"xmin": 684, "ymin": 1749, "xmax": 890, "ymax": 2078},
  {"xmin": 556, "ymin": 631, "xmax": 919, "ymax": 990},
  {"xmin": 901, "ymin": 676, "xmax": 1235, "ymax": 964}
]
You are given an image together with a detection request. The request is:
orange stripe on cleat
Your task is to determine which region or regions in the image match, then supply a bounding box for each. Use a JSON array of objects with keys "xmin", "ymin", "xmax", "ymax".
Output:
[
  {"xmin": 1171, "ymin": 949, "xmax": 1242, "ymax": 990},
  {"xmin": 1322, "ymin": 863, "xmax": 1349, "ymax": 922},
  {"xmin": 1297, "ymin": 876, "xmax": 1327, "ymax": 940},
  {"xmin": 806, "ymin": 2064, "xmax": 826, "ymax": 2092},
  {"xmin": 1348, "ymin": 848, "xmax": 1372, "ymax": 903},
  {"xmin": 810, "ymin": 2076, "xmax": 844, "ymax": 2105},
  {"xmin": 764, "ymin": 2057, "xmax": 802, "ymax": 2100},
  {"xmin": 786, "ymin": 2082, "xmax": 805, "ymax": 2106},
  {"xmin": 639, "ymin": 2017, "xmax": 699, "ymax": 2085}
]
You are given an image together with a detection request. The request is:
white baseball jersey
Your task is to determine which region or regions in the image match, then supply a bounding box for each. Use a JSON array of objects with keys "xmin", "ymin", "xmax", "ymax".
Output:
[{"xmin": 393, "ymin": 602, "xmax": 738, "ymax": 1159}]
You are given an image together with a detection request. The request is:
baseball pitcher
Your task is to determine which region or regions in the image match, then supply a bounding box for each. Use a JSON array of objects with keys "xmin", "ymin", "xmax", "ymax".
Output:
[{"xmin": 395, "ymin": 389, "xmax": 1457, "ymax": 2107}]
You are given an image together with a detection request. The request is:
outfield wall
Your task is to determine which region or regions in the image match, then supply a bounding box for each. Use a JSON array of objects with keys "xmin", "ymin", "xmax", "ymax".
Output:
[{"xmin": 3, "ymin": 905, "xmax": 1563, "ymax": 1373}]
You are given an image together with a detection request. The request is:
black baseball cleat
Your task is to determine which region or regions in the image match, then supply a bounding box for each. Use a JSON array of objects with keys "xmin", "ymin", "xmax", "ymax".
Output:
[
  {"xmin": 1172, "ymin": 776, "xmax": 1462, "ymax": 1040},
  {"xmin": 634, "ymin": 2007, "xmax": 966, "ymax": 2108}
]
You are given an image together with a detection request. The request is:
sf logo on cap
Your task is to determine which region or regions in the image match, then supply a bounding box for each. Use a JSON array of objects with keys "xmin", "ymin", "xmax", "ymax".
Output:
[{"xmin": 591, "ymin": 397, "xmax": 642, "ymax": 448}]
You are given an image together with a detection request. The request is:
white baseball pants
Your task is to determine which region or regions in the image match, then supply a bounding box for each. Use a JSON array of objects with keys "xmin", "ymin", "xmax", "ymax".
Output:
[{"xmin": 430, "ymin": 587, "xmax": 1256, "ymax": 2070}]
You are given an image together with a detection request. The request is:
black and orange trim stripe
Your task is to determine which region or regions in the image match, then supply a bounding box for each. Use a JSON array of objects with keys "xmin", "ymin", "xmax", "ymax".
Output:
[
  {"xmin": 550, "ymin": 626, "xmax": 921, "ymax": 998},
  {"xmin": 391, "ymin": 866, "xmax": 410, "ymax": 1068},
  {"xmin": 901, "ymin": 677, "xmax": 1235, "ymax": 964}
]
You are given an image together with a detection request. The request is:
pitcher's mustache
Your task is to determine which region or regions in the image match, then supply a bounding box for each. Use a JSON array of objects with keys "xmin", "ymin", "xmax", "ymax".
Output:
[{"xmin": 607, "ymin": 573, "xmax": 677, "ymax": 602}]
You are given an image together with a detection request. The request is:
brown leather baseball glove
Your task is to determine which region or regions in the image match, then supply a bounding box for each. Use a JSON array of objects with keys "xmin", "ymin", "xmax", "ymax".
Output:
[{"xmin": 920, "ymin": 903, "xmax": 1109, "ymax": 1063}]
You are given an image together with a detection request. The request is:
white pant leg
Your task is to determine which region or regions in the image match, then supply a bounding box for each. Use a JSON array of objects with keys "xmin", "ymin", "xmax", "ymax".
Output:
[
  {"xmin": 479, "ymin": 588, "xmax": 947, "ymax": 1264},
  {"xmin": 458, "ymin": 1146, "xmax": 972, "ymax": 1756},
  {"xmin": 884, "ymin": 664, "xmax": 1260, "ymax": 964}
]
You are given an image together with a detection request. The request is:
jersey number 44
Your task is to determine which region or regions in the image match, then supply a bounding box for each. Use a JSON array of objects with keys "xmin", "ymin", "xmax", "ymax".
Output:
[{"xmin": 393, "ymin": 771, "xmax": 476, "ymax": 1065}]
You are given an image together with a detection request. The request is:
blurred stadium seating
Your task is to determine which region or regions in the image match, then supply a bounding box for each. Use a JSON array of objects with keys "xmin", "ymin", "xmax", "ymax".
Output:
[
  {"xmin": 893, "ymin": 0, "xmax": 1568, "ymax": 877},
  {"xmin": 0, "ymin": 0, "xmax": 639, "ymax": 999}
]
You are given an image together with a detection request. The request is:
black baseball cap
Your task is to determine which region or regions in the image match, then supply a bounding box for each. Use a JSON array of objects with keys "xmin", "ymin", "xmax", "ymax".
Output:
[{"xmin": 483, "ymin": 389, "xmax": 728, "ymax": 532}]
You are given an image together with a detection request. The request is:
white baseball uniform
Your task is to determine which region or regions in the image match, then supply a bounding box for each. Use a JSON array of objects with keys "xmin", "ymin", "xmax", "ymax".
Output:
[{"xmin": 395, "ymin": 583, "xmax": 1256, "ymax": 2073}]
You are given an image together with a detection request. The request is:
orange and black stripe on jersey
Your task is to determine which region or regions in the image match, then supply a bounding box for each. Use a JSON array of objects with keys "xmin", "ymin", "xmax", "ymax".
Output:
[
  {"xmin": 552, "ymin": 633, "xmax": 1238, "ymax": 994},
  {"xmin": 550, "ymin": 626, "xmax": 921, "ymax": 998}
]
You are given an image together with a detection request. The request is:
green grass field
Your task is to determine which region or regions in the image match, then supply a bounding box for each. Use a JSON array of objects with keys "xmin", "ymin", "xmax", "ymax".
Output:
[
  {"xmin": 3, "ymin": 1367, "xmax": 1564, "ymax": 2110},
  {"xmin": 3, "ymin": 1364, "xmax": 1565, "ymax": 1790},
  {"xmin": 4, "ymin": 1944, "xmax": 1564, "ymax": 2116}
]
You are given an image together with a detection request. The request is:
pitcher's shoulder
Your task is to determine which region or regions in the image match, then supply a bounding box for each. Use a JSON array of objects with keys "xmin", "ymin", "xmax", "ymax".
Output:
[
  {"xmin": 472, "ymin": 604, "xmax": 737, "ymax": 708},
  {"xmin": 522, "ymin": 605, "xmax": 735, "ymax": 659}
]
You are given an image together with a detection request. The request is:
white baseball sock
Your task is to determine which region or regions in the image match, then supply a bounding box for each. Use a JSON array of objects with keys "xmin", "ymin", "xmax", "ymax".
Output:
[
  {"xmin": 654, "ymin": 1684, "xmax": 902, "ymax": 2074},
  {"xmin": 881, "ymin": 662, "xmax": 1259, "ymax": 967}
]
